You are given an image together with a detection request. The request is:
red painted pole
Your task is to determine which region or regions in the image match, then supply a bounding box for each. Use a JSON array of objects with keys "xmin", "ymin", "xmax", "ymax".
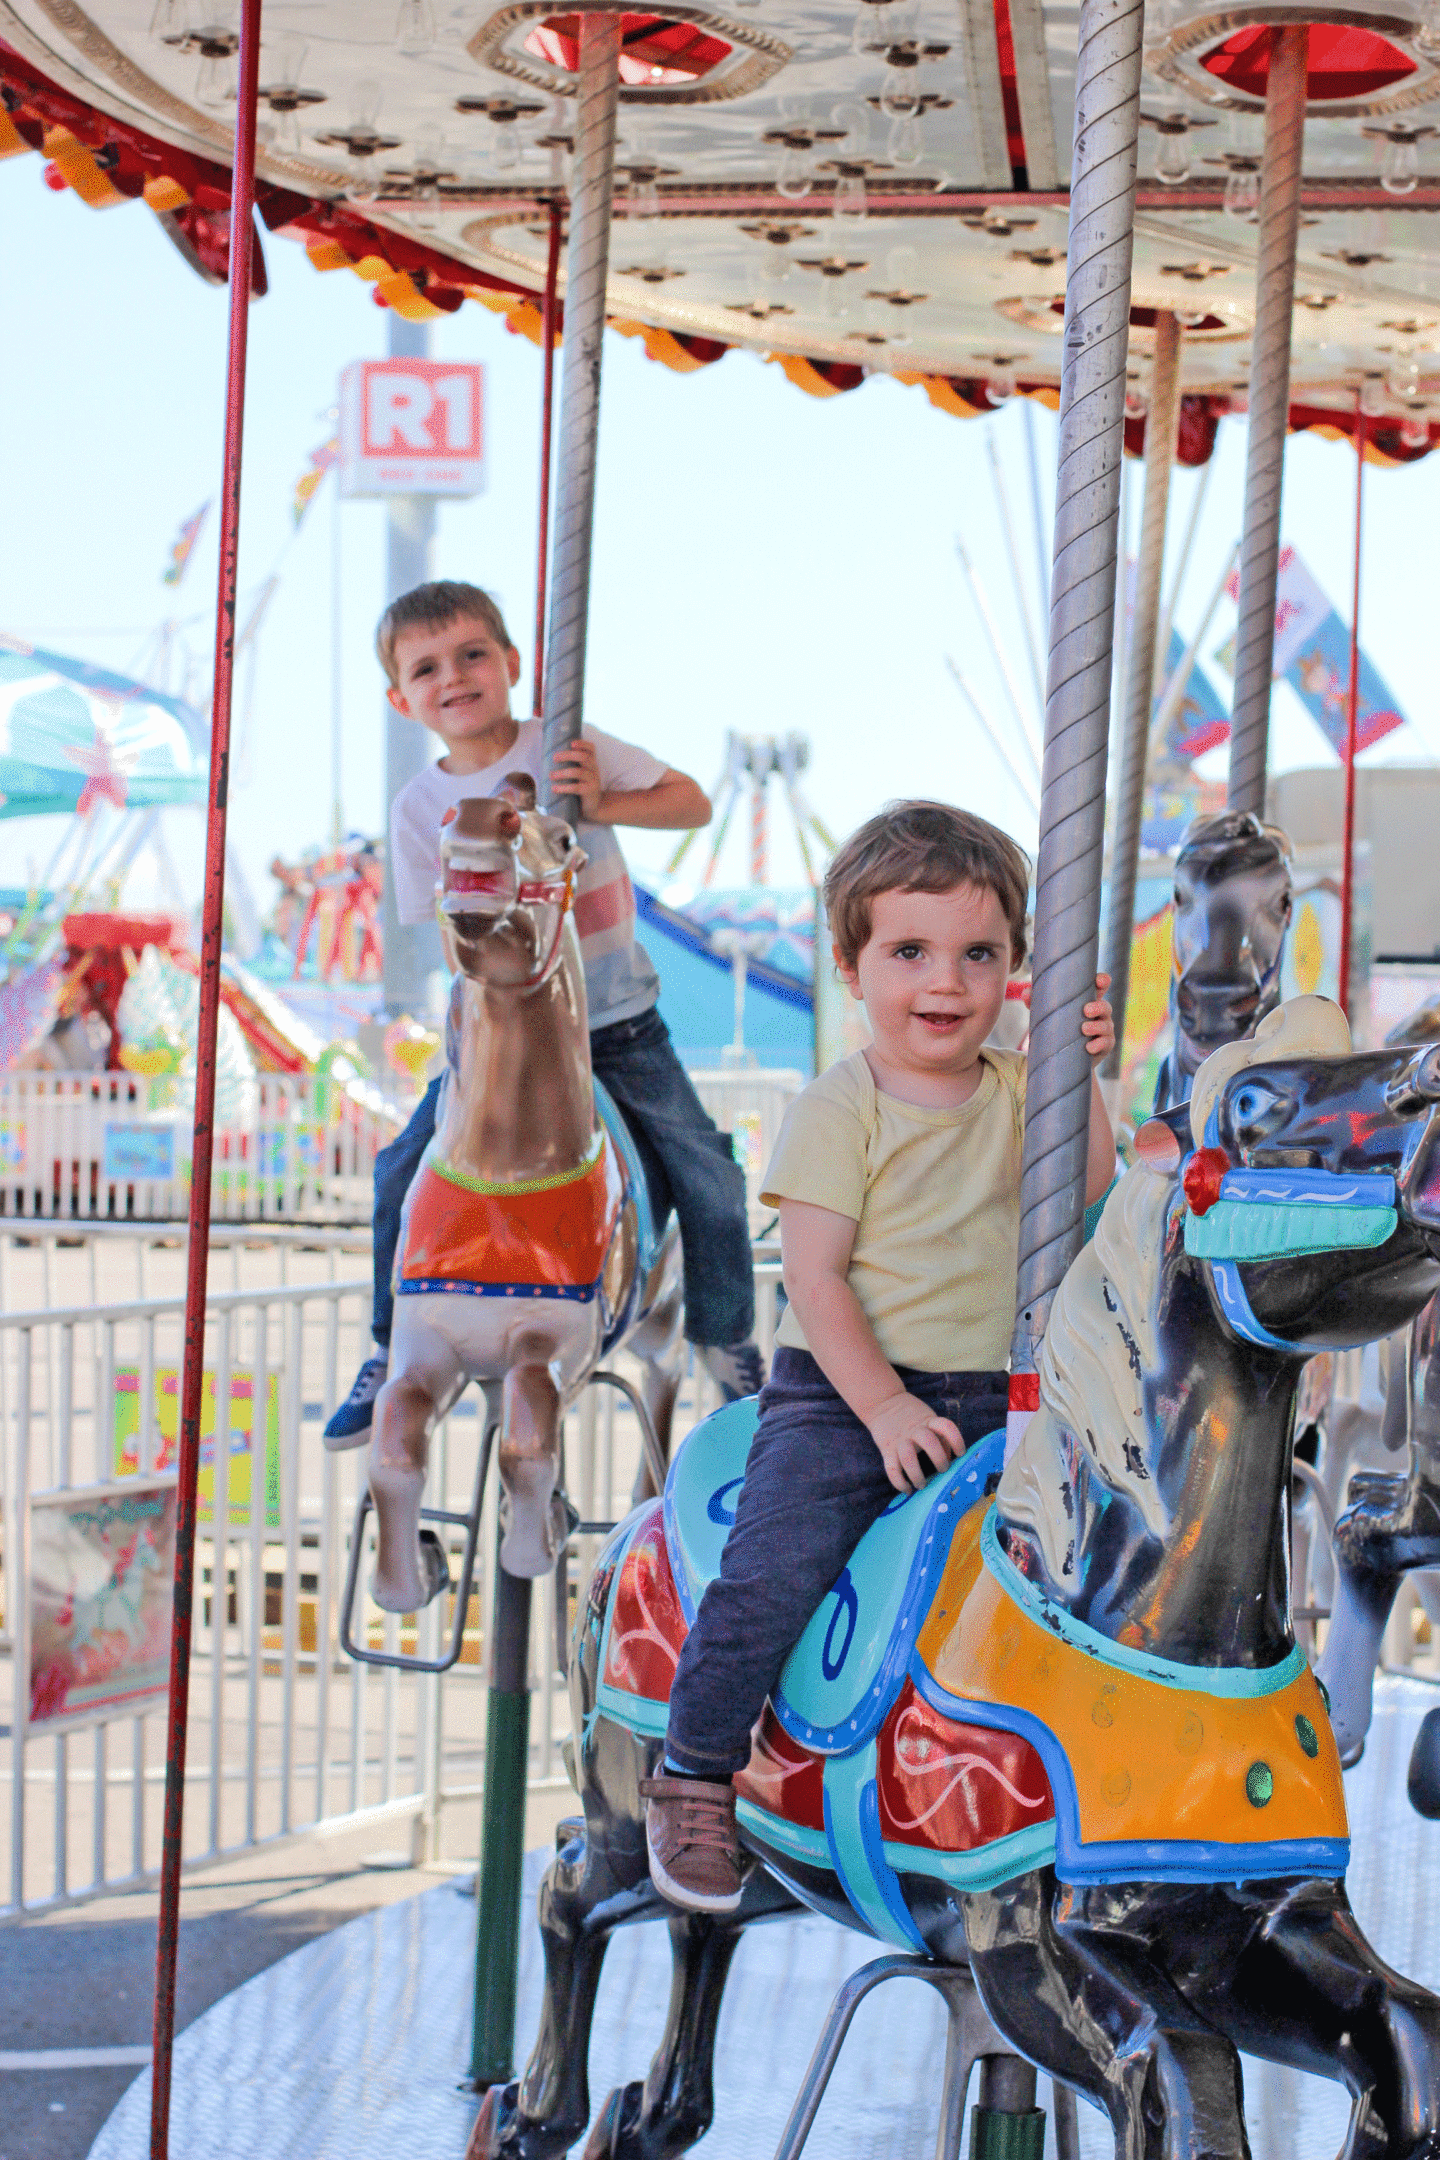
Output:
[
  {"xmin": 1339, "ymin": 397, "xmax": 1365, "ymax": 1018},
  {"xmin": 533, "ymin": 196, "xmax": 563, "ymax": 714},
  {"xmin": 149, "ymin": 3, "xmax": 262, "ymax": 2150}
]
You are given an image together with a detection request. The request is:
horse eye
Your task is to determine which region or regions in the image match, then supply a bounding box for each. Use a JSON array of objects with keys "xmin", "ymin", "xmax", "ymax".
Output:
[{"xmin": 1233, "ymin": 1084, "xmax": 1274, "ymax": 1123}]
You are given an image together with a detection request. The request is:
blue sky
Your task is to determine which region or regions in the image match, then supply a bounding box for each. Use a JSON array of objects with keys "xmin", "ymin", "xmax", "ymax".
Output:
[{"xmin": 2, "ymin": 153, "xmax": 1436, "ymax": 917}]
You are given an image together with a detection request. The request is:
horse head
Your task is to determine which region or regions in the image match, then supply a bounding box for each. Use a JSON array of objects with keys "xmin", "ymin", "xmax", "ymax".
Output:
[
  {"xmin": 1158, "ymin": 809, "xmax": 1292, "ymax": 1108},
  {"xmin": 437, "ymin": 775, "xmax": 586, "ymax": 994},
  {"xmin": 1001, "ymin": 996, "xmax": 1440, "ymax": 1664}
]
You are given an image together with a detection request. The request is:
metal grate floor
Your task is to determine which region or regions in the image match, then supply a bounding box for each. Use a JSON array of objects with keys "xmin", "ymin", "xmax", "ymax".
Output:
[{"xmin": 88, "ymin": 1676, "xmax": 1440, "ymax": 2160}]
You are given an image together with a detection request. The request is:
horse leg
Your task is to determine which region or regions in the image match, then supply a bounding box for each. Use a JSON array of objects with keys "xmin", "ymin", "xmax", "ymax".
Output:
[
  {"xmin": 1196, "ymin": 1877, "xmax": 1440, "ymax": 2159},
  {"xmin": 584, "ymin": 1912, "xmax": 745, "ymax": 2160},
  {"xmin": 1316, "ymin": 1553, "xmax": 1402, "ymax": 1763},
  {"xmin": 467, "ymin": 1821, "xmax": 630, "ymax": 2160},
  {"xmin": 369, "ymin": 1322, "xmax": 463, "ymax": 1611},
  {"xmin": 963, "ymin": 1872, "xmax": 1251, "ymax": 2159},
  {"xmin": 499, "ymin": 1356, "xmax": 563, "ymax": 1578}
]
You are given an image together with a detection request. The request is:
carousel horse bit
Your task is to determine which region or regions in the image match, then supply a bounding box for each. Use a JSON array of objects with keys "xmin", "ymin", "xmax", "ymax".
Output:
[
  {"xmin": 1152, "ymin": 809, "xmax": 1292, "ymax": 1113},
  {"xmin": 329, "ymin": 782, "xmax": 684, "ymax": 1637},
  {"xmin": 471, "ymin": 997, "xmax": 1440, "ymax": 2160}
]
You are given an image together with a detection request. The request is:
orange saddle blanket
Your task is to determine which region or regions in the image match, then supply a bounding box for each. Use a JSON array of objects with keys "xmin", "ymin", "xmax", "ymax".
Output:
[{"xmin": 396, "ymin": 1137, "xmax": 623, "ymax": 1301}]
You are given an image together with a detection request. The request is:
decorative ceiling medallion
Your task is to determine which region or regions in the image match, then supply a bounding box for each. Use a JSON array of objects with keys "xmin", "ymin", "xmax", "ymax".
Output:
[
  {"xmin": 996, "ymin": 294, "xmax": 1248, "ymax": 341},
  {"xmin": 1149, "ymin": 5, "xmax": 1440, "ymax": 119},
  {"xmin": 468, "ymin": 1, "xmax": 790, "ymax": 104}
]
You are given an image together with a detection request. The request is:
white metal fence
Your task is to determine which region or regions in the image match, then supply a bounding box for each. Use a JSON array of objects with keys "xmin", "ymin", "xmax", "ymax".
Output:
[
  {"xmin": 0, "ymin": 1232, "xmax": 782, "ymax": 1915},
  {"xmin": 0, "ymin": 1072, "xmax": 401, "ymax": 1224}
]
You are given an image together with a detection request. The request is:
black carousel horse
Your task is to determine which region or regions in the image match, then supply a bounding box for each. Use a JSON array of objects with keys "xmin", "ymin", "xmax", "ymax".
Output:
[{"xmin": 471, "ymin": 998, "xmax": 1440, "ymax": 2160}]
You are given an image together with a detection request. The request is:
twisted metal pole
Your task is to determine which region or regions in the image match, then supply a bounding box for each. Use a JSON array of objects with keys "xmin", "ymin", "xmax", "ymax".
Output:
[
  {"xmin": 1009, "ymin": 0, "xmax": 1143, "ymax": 1438},
  {"xmin": 541, "ymin": 11, "xmax": 622, "ymax": 821},
  {"xmin": 1101, "ymin": 309, "xmax": 1182, "ymax": 1079},
  {"xmin": 1227, "ymin": 26, "xmax": 1309, "ymax": 816},
  {"xmin": 532, "ymin": 196, "xmax": 563, "ymax": 713},
  {"xmin": 1339, "ymin": 397, "xmax": 1365, "ymax": 1015},
  {"xmin": 150, "ymin": 0, "xmax": 262, "ymax": 2149}
]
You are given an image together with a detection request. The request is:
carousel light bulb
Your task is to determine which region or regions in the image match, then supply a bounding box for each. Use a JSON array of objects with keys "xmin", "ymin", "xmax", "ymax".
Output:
[
  {"xmin": 852, "ymin": 3, "xmax": 884, "ymax": 54},
  {"xmin": 196, "ymin": 52, "xmax": 234, "ymax": 106},
  {"xmin": 880, "ymin": 66, "xmax": 920, "ymax": 119},
  {"xmin": 274, "ymin": 106, "xmax": 301, "ymax": 154},
  {"xmin": 1383, "ymin": 136, "xmax": 1420, "ymax": 196},
  {"xmin": 1387, "ymin": 357, "xmax": 1423, "ymax": 403},
  {"xmin": 149, "ymin": 0, "xmax": 188, "ymax": 42},
  {"xmin": 1223, "ymin": 166, "xmax": 1260, "ymax": 219},
  {"xmin": 887, "ymin": 110, "xmax": 923, "ymax": 165},
  {"xmin": 886, "ymin": 240, "xmax": 919, "ymax": 287},
  {"xmin": 831, "ymin": 167, "xmax": 868, "ymax": 222},
  {"xmin": 491, "ymin": 122, "xmax": 519, "ymax": 172},
  {"xmin": 1402, "ymin": 410, "xmax": 1431, "ymax": 448},
  {"xmin": 1156, "ymin": 128, "xmax": 1191, "ymax": 185},
  {"xmin": 630, "ymin": 170, "xmax": 660, "ymax": 218},
  {"xmin": 1359, "ymin": 374, "xmax": 1386, "ymax": 416},
  {"xmin": 271, "ymin": 31, "xmax": 305, "ymax": 87},
  {"xmin": 988, "ymin": 366, "xmax": 1016, "ymax": 403},
  {"xmin": 776, "ymin": 146, "xmax": 813, "ymax": 199},
  {"xmin": 1125, "ymin": 382, "xmax": 1149, "ymax": 419},
  {"xmin": 349, "ymin": 77, "xmax": 383, "ymax": 131},
  {"xmin": 824, "ymin": 274, "xmax": 853, "ymax": 322},
  {"xmin": 396, "ymin": 0, "xmax": 435, "ymax": 57}
]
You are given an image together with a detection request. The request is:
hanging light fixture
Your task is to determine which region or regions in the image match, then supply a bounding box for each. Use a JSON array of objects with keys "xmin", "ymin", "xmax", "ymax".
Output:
[{"xmin": 396, "ymin": 0, "xmax": 435, "ymax": 57}]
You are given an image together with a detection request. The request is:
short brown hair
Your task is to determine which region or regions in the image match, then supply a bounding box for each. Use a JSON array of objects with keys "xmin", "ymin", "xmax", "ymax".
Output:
[
  {"xmin": 375, "ymin": 580, "xmax": 514, "ymax": 686},
  {"xmin": 824, "ymin": 801, "xmax": 1031, "ymax": 971}
]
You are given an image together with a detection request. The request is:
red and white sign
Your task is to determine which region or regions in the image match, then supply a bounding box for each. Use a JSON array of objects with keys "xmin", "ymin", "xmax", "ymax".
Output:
[{"xmin": 338, "ymin": 359, "xmax": 485, "ymax": 499}]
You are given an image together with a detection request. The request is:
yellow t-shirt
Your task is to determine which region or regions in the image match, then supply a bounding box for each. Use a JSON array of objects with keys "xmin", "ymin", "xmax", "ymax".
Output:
[{"xmin": 761, "ymin": 1048, "xmax": 1027, "ymax": 1372}]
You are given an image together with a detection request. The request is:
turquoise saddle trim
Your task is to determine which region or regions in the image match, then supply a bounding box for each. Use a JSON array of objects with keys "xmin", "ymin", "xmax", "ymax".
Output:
[
  {"xmin": 662, "ymin": 1396, "xmax": 760, "ymax": 1627},
  {"xmin": 771, "ymin": 1433, "xmax": 1004, "ymax": 1754}
]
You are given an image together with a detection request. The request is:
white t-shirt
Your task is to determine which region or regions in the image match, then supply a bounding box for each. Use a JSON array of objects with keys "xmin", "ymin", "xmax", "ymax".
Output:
[{"xmin": 389, "ymin": 718, "xmax": 667, "ymax": 1030}]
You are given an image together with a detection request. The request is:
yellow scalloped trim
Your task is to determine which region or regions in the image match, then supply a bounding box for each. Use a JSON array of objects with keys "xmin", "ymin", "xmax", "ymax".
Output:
[
  {"xmin": 306, "ymin": 238, "xmax": 355, "ymax": 273},
  {"xmin": 42, "ymin": 124, "xmax": 124, "ymax": 209},
  {"xmin": 0, "ymin": 109, "xmax": 28, "ymax": 160},
  {"xmin": 765, "ymin": 351, "xmax": 852, "ymax": 399},
  {"xmin": 613, "ymin": 319, "xmax": 717, "ymax": 373}
]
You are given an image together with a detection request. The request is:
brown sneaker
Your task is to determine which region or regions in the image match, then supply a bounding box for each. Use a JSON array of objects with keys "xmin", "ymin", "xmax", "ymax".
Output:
[{"xmin": 639, "ymin": 1773, "xmax": 745, "ymax": 1913}]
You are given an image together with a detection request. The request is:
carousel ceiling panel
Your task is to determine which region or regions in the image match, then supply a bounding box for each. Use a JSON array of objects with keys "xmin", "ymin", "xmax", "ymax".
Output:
[{"xmin": 3, "ymin": 0, "xmax": 1440, "ymax": 427}]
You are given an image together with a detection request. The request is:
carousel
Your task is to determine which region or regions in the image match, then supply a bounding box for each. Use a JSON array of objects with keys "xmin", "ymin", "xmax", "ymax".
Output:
[{"xmin": 7, "ymin": 0, "xmax": 1440, "ymax": 2154}]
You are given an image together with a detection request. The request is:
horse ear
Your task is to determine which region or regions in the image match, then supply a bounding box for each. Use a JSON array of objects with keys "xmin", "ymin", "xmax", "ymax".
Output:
[
  {"xmin": 1134, "ymin": 1118, "xmax": 1183, "ymax": 1174},
  {"xmin": 501, "ymin": 771, "xmax": 538, "ymax": 811}
]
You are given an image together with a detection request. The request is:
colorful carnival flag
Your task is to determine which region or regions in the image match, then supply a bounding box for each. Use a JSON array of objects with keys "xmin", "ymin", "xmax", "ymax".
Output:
[
  {"xmin": 1217, "ymin": 547, "xmax": 1405, "ymax": 756},
  {"xmin": 292, "ymin": 437, "xmax": 339, "ymax": 528},
  {"xmin": 161, "ymin": 500, "xmax": 210, "ymax": 587}
]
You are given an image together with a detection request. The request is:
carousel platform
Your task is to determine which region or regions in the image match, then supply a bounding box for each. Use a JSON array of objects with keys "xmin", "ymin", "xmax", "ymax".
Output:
[{"xmin": 87, "ymin": 1675, "xmax": 1440, "ymax": 2160}]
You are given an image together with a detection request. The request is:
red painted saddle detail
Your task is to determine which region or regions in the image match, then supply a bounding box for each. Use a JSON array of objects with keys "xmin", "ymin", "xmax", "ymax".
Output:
[
  {"xmin": 399, "ymin": 1142, "xmax": 623, "ymax": 1291},
  {"xmin": 602, "ymin": 1502, "xmax": 687, "ymax": 1701},
  {"xmin": 602, "ymin": 1502, "xmax": 1054, "ymax": 1855},
  {"xmin": 875, "ymin": 1676, "xmax": 1054, "ymax": 1852}
]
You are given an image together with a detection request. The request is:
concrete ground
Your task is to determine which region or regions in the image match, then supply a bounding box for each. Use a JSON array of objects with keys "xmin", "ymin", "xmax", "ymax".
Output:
[{"xmin": 0, "ymin": 1781, "xmax": 575, "ymax": 2160}]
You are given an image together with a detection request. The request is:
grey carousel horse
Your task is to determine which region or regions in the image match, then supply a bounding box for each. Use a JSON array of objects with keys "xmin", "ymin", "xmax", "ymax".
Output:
[
  {"xmin": 1152, "ymin": 810, "xmax": 1293, "ymax": 1113},
  {"xmin": 471, "ymin": 998, "xmax": 1440, "ymax": 2160}
]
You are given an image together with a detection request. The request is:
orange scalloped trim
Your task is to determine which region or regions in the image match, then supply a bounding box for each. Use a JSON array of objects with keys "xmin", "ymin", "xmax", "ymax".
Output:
[{"xmin": 43, "ymin": 124, "xmax": 125, "ymax": 208}]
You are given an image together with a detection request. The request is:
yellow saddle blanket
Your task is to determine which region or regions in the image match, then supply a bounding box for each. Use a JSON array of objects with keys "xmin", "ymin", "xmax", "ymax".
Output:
[{"xmin": 914, "ymin": 1505, "xmax": 1347, "ymax": 1885}]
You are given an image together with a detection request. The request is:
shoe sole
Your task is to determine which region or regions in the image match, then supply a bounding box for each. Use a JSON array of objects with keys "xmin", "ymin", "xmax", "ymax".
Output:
[
  {"xmin": 645, "ymin": 1822, "xmax": 744, "ymax": 1915},
  {"xmin": 323, "ymin": 1420, "xmax": 374, "ymax": 1452}
]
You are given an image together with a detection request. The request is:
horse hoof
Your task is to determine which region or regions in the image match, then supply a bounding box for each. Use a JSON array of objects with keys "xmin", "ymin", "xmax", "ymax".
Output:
[
  {"xmin": 465, "ymin": 2084, "xmax": 514, "ymax": 2159},
  {"xmin": 581, "ymin": 2083, "xmax": 644, "ymax": 2160},
  {"xmin": 498, "ymin": 1479, "xmax": 564, "ymax": 1579},
  {"xmin": 1409, "ymin": 1707, "xmax": 1440, "ymax": 1818},
  {"xmin": 418, "ymin": 1528, "xmax": 453, "ymax": 1605}
]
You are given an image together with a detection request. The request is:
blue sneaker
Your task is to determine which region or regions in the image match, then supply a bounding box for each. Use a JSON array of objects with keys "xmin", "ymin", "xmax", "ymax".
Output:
[
  {"xmin": 699, "ymin": 1341, "xmax": 766, "ymax": 1405},
  {"xmin": 324, "ymin": 1352, "xmax": 389, "ymax": 1450}
]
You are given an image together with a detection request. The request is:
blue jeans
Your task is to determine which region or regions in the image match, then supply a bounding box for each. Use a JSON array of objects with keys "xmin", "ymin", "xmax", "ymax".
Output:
[
  {"xmin": 664, "ymin": 1348, "xmax": 1008, "ymax": 1778},
  {"xmin": 368, "ymin": 1006, "xmax": 754, "ymax": 1352}
]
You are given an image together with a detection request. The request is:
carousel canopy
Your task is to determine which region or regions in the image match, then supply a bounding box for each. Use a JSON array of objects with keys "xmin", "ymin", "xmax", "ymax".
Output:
[
  {"xmin": 2, "ymin": 2, "xmax": 1439, "ymax": 457},
  {"xmin": 0, "ymin": 636, "xmax": 209, "ymax": 819}
]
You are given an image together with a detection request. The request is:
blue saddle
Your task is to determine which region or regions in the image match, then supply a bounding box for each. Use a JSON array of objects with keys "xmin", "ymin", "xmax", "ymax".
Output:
[{"xmin": 662, "ymin": 1402, "xmax": 1005, "ymax": 1755}]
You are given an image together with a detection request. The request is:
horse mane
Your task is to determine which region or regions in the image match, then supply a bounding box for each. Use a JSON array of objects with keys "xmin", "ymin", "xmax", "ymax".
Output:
[{"xmin": 997, "ymin": 1168, "xmax": 1174, "ymax": 1583}]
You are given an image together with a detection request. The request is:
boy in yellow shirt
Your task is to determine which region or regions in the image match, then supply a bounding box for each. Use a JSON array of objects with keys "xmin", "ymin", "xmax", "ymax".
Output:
[{"xmin": 642, "ymin": 800, "xmax": 1115, "ymax": 1911}]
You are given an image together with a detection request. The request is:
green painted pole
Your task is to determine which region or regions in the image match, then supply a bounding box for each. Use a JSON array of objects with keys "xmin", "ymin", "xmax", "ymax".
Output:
[{"xmin": 469, "ymin": 1564, "xmax": 533, "ymax": 2086}]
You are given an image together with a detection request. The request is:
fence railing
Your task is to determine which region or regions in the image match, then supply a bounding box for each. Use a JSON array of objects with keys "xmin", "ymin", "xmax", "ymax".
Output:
[
  {"xmin": 0, "ymin": 1247, "xmax": 782, "ymax": 1914},
  {"xmin": 0, "ymin": 1072, "xmax": 401, "ymax": 1224}
]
